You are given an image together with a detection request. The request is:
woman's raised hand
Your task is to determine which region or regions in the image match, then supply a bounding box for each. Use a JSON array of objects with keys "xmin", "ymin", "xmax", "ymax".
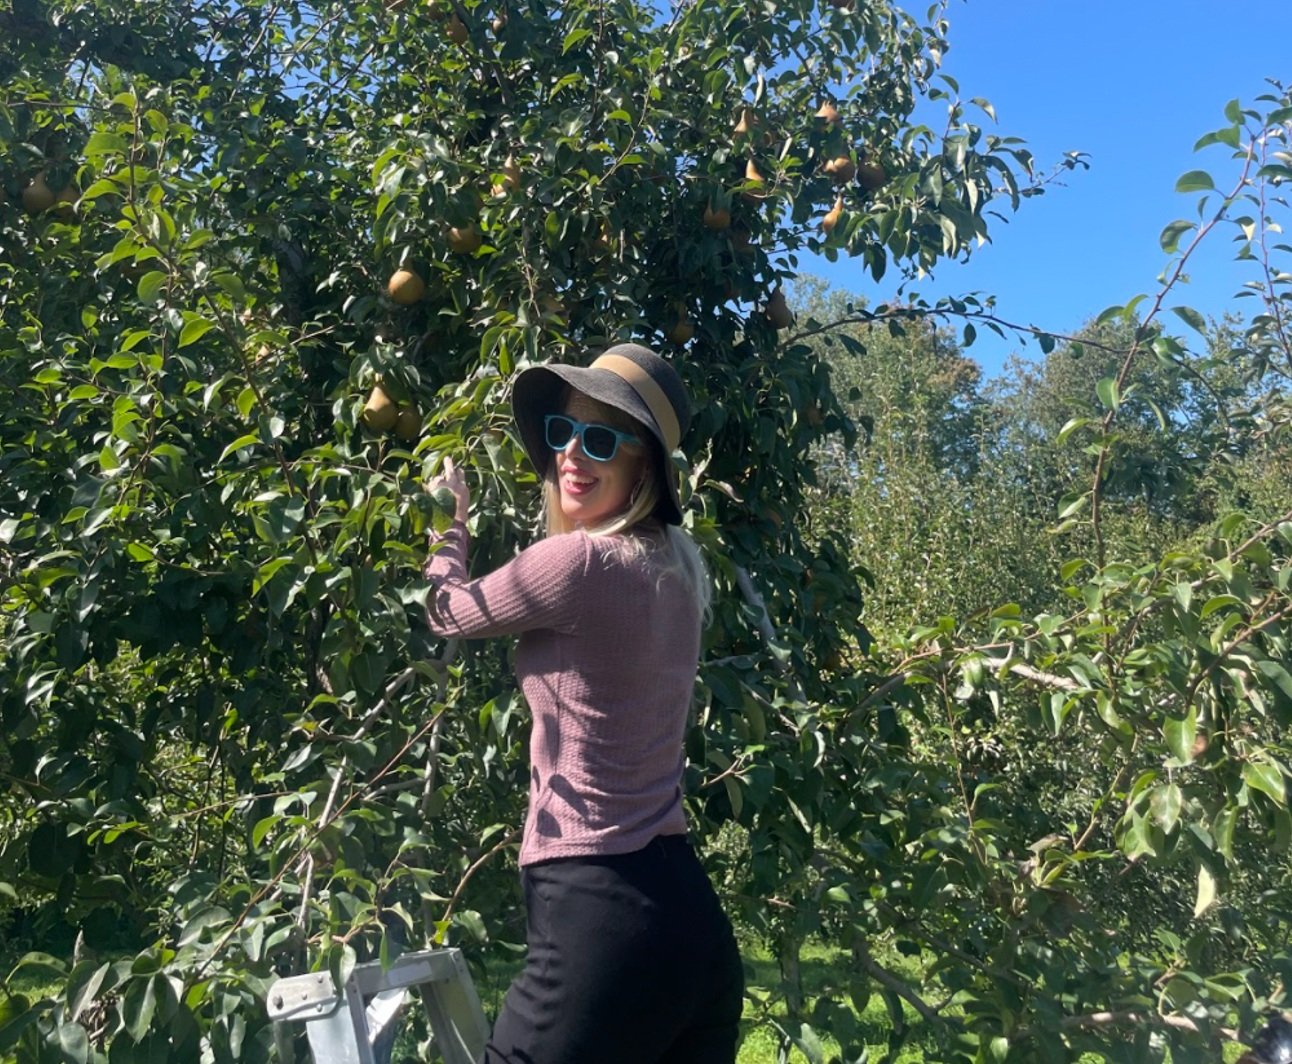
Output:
[{"xmin": 425, "ymin": 455, "xmax": 470, "ymax": 523}]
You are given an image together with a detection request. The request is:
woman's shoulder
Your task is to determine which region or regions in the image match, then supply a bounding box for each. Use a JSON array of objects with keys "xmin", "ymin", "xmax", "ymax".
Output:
[
  {"xmin": 526, "ymin": 528, "xmax": 594, "ymax": 562},
  {"xmin": 529, "ymin": 526, "xmax": 669, "ymax": 572}
]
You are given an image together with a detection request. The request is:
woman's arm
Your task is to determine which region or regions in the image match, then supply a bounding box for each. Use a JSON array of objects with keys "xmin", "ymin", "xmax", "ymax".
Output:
[{"xmin": 424, "ymin": 521, "xmax": 589, "ymax": 638}]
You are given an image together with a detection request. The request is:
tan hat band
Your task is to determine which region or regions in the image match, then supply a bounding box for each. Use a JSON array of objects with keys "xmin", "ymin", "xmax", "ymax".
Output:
[{"xmin": 592, "ymin": 353, "xmax": 682, "ymax": 451}]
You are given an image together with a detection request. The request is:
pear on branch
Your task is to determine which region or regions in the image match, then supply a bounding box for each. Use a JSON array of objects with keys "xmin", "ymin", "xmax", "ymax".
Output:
[
  {"xmin": 823, "ymin": 152, "xmax": 856, "ymax": 184},
  {"xmin": 448, "ymin": 223, "xmax": 482, "ymax": 254},
  {"xmin": 388, "ymin": 268, "xmax": 426, "ymax": 305},
  {"xmin": 765, "ymin": 288, "xmax": 793, "ymax": 329},
  {"xmin": 822, "ymin": 195, "xmax": 844, "ymax": 236},
  {"xmin": 361, "ymin": 383, "xmax": 399, "ymax": 432},
  {"xmin": 857, "ymin": 154, "xmax": 889, "ymax": 191},
  {"xmin": 815, "ymin": 100, "xmax": 841, "ymax": 128},
  {"xmin": 703, "ymin": 191, "xmax": 732, "ymax": 230},
  {"xmin": 21, "ymin": 172, "xmax": 56, "ymax": 214},
  {"xmin": 394, "ymin": 406, "xmax": 422, "ymax": 442},
  {"xmin": 742, "ymin": 158, "xmax": 769, "ymax": 204}
]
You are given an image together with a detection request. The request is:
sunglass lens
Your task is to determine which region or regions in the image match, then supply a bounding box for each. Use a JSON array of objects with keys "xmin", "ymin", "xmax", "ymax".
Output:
[
  {"xmin": 546, "ymin": 416, "xmax": 575, "ymax": 449},
  {"xmin": 582, "ymin": 425, "xmax": 618, "ymax": 460}
]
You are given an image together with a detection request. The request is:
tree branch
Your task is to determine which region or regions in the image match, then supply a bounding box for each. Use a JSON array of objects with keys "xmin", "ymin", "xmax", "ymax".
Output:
[{"xmin": 852, "ymin": 940, "xmax": 942, "ymax": 1024}]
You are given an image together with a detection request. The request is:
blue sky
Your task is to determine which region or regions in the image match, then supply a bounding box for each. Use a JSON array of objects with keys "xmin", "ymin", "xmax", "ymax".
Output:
[{"xmin": 803, "ymin": 0, "xmax": 1290, "ymax": 377}]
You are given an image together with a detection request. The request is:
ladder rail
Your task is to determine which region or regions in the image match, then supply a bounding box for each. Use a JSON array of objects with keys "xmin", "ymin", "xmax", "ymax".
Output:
[{"xmin": 266, "ymin": 948, "xmax": 489, "ymax": 1064}]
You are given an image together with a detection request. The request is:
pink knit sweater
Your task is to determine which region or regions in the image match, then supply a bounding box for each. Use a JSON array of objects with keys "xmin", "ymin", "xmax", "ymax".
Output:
[{"xmin": 423, "ymin": 521, "xmax": 702, "ymax": 866}]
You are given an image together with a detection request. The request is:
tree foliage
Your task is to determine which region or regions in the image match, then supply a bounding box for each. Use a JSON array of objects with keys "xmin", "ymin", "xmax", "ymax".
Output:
[
  {"xmin": 793, "ymin": 83, "xmax": 1292, "ymax": 1061},
  {"xmin": 0, "ymin": 0, "xmax": 1042, "ymax": 1060}
]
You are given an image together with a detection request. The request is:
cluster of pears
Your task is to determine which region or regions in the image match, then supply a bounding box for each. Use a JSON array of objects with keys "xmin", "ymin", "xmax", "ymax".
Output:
[
  {"xmin": 815, "ymin": 100, "xmax": 887, "ymax": 192},
  {"xmin": 365, "ymin": 269, "xmax": 429, "ymax": 441},
  {"xmin": 362, "ymin": 380, "xmax": 421, "ymax": 442}
]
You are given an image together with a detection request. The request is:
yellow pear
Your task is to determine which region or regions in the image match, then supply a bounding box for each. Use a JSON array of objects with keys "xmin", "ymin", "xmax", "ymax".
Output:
[
  {"xmin": 743, "ymin": 159, "xmax": 768, "ymax": 204},
  {"xmin": 446, "ymin": 14, "xmax": 468, "ymax": 44},
  {"xmin": 666, "ymin": 317, "xmax": 694, "ymax": 345},
  {"xmin": 53, "ymin": 184, "xmax": 79, "ymax": 219},
  {"xmin": 448, "ymin": 224, "xmax": 482, "ymax": 254},
  {"xmin": 394, "ymin": 406, "xmax": 421, "ymax": 442},
  {"xmin": 21, "ymin": 172, "xmax": 56, "ymax": 214},
  {"xmin": 703, "ymin": 203, "xmax": 731, "ymax": 230},
  {"xmin": 815, "ymin": 101, "xmax": 841, "ymax": 127},
  {"xmin": 387, "ymin": 268, "xmax": 426, "ymax": 305},
  {"xmin": 491, "ymin": 155, "xmax": 520, "ymax": 197},
  {"xmin": 766, "ymin": 288, "xmax": 793, "ymax": 329},
  {"xmin": 733, "ymin": 107, "xmax": 757, "ymax": 137},
  {"xmin": 857, "ymin": 158, "xmax": 888, "ymax": 191},
  {"xmin": 361, "ymin": 384, "xmax": 399, "ymax": 432},
  {"xmin": 824, "ymin": 154, "xmax": 856, "ymax": 184},
  {"xmin": 822, "ymin": 195, "xmax": 843, "ymax": 235}
]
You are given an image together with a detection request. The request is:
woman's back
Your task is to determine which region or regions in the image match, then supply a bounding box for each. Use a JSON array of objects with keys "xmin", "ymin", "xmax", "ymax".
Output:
[{"xmin": 515, "ymin": 532, "xmax": 702, "ymax": 864}]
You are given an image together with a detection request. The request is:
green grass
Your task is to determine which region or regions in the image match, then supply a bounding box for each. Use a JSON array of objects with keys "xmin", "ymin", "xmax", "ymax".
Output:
[{"xmin": 735, "ymin": 941, "xmax": 933, "ymax": 1064}]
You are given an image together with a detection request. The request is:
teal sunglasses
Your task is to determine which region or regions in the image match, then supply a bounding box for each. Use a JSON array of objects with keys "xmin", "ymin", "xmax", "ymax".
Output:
[{"xmin": 544, "ymin": 414, "xmax": 641, "ymax": 462}]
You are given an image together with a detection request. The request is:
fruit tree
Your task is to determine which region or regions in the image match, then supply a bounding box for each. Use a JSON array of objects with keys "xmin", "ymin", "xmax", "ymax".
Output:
[{"xmin": 0, "ymin": 0, "xmax": 1045, "ymax": 1058}]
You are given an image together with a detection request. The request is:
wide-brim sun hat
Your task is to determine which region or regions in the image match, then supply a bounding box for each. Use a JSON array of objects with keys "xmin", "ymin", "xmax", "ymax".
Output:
[{"xmin": 511, "ymin": 343, "xmax": 692, "ymax": 525}]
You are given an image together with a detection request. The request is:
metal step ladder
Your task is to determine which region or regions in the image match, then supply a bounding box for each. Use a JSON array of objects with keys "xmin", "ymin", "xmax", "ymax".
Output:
[{"xmin": 266, "ymin": 948, "xmax": 489, "ymax": 1064}]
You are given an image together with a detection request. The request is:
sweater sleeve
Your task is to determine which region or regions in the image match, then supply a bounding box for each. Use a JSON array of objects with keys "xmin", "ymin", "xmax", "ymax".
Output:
[{"xmin": 422, "ymin": 521, "xmax": 589, "ymax": 638}]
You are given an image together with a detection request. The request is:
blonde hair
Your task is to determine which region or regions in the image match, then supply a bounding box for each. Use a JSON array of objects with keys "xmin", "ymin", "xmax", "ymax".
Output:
[{"xmin": 539, "ymin": 398, "xmax": 711, "ymax": 622}]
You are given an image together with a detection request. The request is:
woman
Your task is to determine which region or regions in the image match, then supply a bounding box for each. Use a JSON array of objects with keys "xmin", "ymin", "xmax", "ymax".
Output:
[{"xmin": 422, "ymin": 343, "xmax": 744, "ymax": 1064}]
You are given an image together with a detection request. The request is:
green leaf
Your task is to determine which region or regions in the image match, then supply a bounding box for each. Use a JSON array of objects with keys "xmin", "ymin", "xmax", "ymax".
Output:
[
  {"xmin": 1212, "ymin": 806, "xmax": 1237, "ymax": 862},
  {"xmin": 1200, "ymin": 594, "xmax": 1243, "ymax": 618},
  {"xmin": 1096, "ymin": 376, "xmax": 1120, "ymax": 411},
  {"xmin": 136, "ymin": 271, "xmax": 168, "ymax": 303},
  {"xmin": 122, "ymin": 974, "xmax": 157, "ymax": 1042},
  {"xmin": 1057, "ymin": 490, "xmax": 1089, "ymax": 519},
  {"xmin": 1056, "ymin": 417, "xmax": 1091, "ymax": 445},
  {"xmin": 67, "ymin": 962, "xmax": 111, "ymax": 1023},
  {"xmin": 1159, "ymin": 219, "xmax": 1195, "ymax": 252},
  {"xmin": 562, "ymin": 27, "xmax": 592, "ymax": 52},
  {"xmin": 1171, "ymin": 306, "xmax": 1207, "ymax": 333},
  {"xmin": 1151, "ymin": 782, "xmax": 1182, "ymax": 834},
  {"xmin": 722, "ymin": 775, "xmax": 743, "ymax": 819},
  {"xmin": 85, "ymin": 131, "xmax": 128, "ymax": 158},
  {"xmin": 8, "ymin": 952, "xmax": 67, "ymax": 983},
  {"xmin": 218, "ymin": 433, "xmax": 260, "ymax": 463},
  {"xmin": 1193, "ymin": 863, "xmax": 1217, "ymax": 917},
  {"xmin": 790, "ymin": 1022, "xmax": 825, "ymax": 1064},
  {"xmin": 178, "ymin": 317, "xmax": 216, "ymax": 348},
  {"xmin": 1163, "ymin": 706, "xmax": 1197, "ymax": 764},
  {"xmin": 252, "ymin": 815, "xmax": 279, "ymax": 848},
  {"xmin": 55, "ymin": 1021, "xmax": 88, "ymax": 1064},
  {"xmin": 1255, "ymin": 660, "xmax": 1292, "ymax": 702},
  {"xmin": 0, "ymin": 994, "xmax": 39, "ymax": 1054},
  {"xmin": 1175, "ymin": 170, "xmax": 1215, "ymax": 193},
  {"xmin": 1243, "ymin": 761, "xmax": 1287, "ymax": 806}
]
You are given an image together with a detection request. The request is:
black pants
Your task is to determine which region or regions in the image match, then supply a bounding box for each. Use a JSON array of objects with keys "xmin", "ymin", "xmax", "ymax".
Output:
[{"xmin": 482, "ymin": 835, "xmax": 744, "ymax": 1064}]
